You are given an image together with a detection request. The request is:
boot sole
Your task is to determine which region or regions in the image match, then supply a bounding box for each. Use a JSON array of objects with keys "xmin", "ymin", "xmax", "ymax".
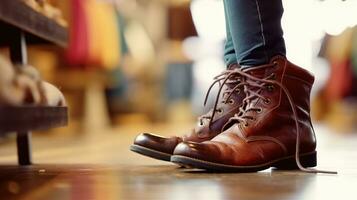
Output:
[
  {"xmin": 130, "ymin": 144, "xmax": 172, "ymax": 162},
  {"xmin": 171, "ymin": 151, "xmax": 317, "ymax": 172}
]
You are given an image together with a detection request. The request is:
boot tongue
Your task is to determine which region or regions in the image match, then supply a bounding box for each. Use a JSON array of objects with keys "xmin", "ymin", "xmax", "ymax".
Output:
[
  {"xmin": 223, "ymin": 63, "xmax": 242, "ymax": 89},
  {"xmin": 242, "ymin": 65, "xmax": 272, "ymax": 112},
  {"xmin": 227, "ymin": 63, "xmax": 240, "ymax": 70}
]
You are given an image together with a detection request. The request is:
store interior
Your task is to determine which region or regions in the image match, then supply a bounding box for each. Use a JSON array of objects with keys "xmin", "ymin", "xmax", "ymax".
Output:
[{"xmin": 0, "ymin": 0, "xmax": 357, "ymax": 199}]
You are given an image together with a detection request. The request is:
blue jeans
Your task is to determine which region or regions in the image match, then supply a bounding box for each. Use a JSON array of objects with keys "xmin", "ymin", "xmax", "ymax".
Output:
[{"xmin": 223, "ymin": 0, "xmax": 286, "ymax": 67}]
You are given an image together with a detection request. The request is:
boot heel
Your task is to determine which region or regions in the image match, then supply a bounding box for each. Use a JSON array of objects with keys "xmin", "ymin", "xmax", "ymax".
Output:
[{"xmin": 273, "ymin": 151, "xmax": 317, "ymax": 170}]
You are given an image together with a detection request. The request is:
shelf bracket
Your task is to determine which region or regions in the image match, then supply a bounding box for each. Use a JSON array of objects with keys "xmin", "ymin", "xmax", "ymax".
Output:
[{"xmin": 10, "ymin": 30, "xmax": 32, "ymax": 165}]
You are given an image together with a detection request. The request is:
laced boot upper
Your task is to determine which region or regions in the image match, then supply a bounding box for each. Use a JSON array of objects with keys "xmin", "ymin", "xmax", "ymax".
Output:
[{"xmin": 174, "ymin": 55, "xmax": 336, "ymax": 173}]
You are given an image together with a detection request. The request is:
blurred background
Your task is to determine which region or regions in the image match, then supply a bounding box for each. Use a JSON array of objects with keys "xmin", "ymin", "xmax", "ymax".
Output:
[
  {"xmin": 2, "ymin": 1, "xmax": 357, "ymax": 199},
  {"xmin": 1, "ymin": 0, "xmax": 357, "ymax": 164}
]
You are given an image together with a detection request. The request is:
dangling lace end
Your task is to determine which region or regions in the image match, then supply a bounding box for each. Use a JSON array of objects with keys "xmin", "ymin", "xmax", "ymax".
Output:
[
  {"xmin": 299, "ymin": 167, "xmax": 338, "ymax": 174},
  {"xmin": 295, "ymin": 156, "xmax": 338, "ymax": 174}
]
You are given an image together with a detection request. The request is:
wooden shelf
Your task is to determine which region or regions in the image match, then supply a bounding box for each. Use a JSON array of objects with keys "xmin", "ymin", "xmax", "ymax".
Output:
[
  {"xmin": 0, "ymin": 0, "xmax": 68, "ymax": 47},
  {"xmin": 0, "ymin": 0, "xmax": 69, "ymax": 165},
  {"xmin": 0, "ymin": 106, "xmax": 68, "ymax": 132}
]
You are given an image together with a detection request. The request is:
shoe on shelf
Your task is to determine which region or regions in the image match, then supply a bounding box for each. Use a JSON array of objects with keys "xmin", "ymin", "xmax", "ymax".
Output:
[{"xmin": 0, "ymin": 55, "xmax": 66, "ymax": 107}]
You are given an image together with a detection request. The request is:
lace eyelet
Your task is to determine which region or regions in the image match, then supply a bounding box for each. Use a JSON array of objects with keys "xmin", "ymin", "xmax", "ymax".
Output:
[
  {"xmin": 235, "ymin": 89, "xmax": 240, "ymax": 94},
  {"xmin": 244, "ymin": 123, "xmax": 249, "ymax": 127},
  {"xmin": 270, "ymin": 73, "xmax": 276, "ymax": 80},
  {"xmin": 228, "ymin": 99, "xmax": 235, "ymax": 105},
  {"xmin": 197, "ymin": 131, "xmax": 207, "ymax": 137},
  {"xmin": 264, "ymin": 98, "xmax": 271, "ymax": 104},
  {"xmin": 267, "ymin": 85, "xmax": 275, "ymax": 92},
  {"xmin": 217, "ymin": 109, "xmax": 223, "ymax": 114},
  {"xmin": 257, "ymin": 108, "xmax": 262, "ymax": 113}
]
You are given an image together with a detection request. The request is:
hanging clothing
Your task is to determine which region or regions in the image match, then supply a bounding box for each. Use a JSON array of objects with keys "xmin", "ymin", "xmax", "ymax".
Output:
[{"xmin": 67, "ymin": 0, "xmax": 121, "ymax": 70}]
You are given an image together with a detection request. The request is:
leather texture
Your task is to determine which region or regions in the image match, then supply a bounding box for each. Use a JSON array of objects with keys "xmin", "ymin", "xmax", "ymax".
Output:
[
  {"xmin": 173, "ymin": 55, "xmax": 317, "ymax": 167},
  {"xmin": 133, "ymin": 64, "xmax": 245, "ymax": 155}
]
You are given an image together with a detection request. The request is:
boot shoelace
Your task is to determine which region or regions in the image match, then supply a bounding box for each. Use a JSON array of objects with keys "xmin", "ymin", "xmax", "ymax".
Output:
[
  {"xmin": 226, "ymin": 63, "xmax": 337, "ymax": 174},
  {"xmin": 199, "ymin": 69, "xmax": 247, "ymax": 128}
]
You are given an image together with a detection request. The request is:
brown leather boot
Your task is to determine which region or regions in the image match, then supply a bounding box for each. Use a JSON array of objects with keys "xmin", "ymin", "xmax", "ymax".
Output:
[
  {"xmin": 130, "ymin": 64, "xmax": 246, "ymax": 161},
  {"xmin": 172, "ymin": 56, "xmax": 335, "ymax": 173}
]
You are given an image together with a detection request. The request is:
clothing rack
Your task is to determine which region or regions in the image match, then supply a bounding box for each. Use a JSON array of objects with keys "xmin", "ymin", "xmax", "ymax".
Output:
[{"xmin": 0, "ymin": 0, "xmax": 68, "ymax": 165}]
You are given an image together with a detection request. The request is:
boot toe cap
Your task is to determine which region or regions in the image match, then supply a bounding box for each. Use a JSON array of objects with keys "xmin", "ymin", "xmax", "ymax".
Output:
[
  {"xmin": 173, "ymin": 141, "xmax": 219, "ymax": 163},
  {"xmin": 133, "ymin": 133, "xmax": 180, "ymax": 154}
]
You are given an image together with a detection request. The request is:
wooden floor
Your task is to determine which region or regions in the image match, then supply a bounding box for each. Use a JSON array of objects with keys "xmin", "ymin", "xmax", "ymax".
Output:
[{"xmin": 0, "ymin": 123, "xmax": 356, "ymax": 200}]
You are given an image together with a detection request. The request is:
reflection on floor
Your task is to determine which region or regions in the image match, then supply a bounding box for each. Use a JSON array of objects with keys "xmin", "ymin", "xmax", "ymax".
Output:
[{"xmin": 0, "ymin": 123, "xmax": 356, "ymax": 200}]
